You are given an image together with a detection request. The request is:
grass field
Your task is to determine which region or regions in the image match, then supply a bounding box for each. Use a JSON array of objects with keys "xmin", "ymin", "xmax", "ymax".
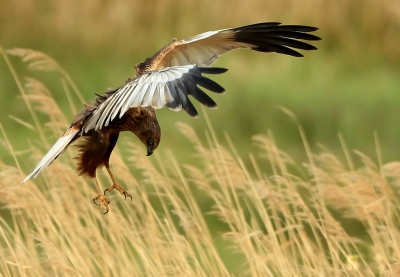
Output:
[{"xmin": 1, "ymin": 1, "xmax": 400, "ymax": 276}]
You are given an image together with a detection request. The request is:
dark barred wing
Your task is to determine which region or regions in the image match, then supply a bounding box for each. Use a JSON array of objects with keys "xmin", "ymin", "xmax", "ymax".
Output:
[{"xmin": 83, "ymin": 65, "xmax": 227, "ymax": 132}]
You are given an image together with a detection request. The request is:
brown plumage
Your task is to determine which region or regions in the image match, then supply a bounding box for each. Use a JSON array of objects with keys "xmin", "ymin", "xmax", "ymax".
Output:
[{"xmin": 23, "ymin": 22, "xmax": 320, "ymax": 213}]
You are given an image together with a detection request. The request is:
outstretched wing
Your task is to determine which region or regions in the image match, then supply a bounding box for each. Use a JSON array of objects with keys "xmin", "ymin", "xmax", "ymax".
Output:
[
  {"xmin": 156, "ymin": 22, "xmax": 321, "ymax": 68},
  {"xmin": 83, "ymin": 65, "xmax": 227, "ymax": 132},
  {"xmin": 84, "ymin": 22, "xmax": 320, "ymax": 132}
]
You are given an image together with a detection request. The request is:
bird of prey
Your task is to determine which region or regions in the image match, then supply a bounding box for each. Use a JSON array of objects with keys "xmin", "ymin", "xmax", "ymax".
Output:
[{"xmin": 22, "ymin": 22, "xmax": 320, "ymax": 213}]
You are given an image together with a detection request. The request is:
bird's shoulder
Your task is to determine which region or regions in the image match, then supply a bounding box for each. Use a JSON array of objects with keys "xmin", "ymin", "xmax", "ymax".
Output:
[{"xmin": 71, "ymin": 86, "xmax": 122, "ymax": 128}]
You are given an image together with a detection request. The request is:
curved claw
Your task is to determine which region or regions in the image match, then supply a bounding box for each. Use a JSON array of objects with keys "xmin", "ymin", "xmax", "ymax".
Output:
[
  {"xmin": 122, "ymin": 191, "xmax": 133, "ymax": 201},
  {"xmin": 105, "ymin": 184, "xmax": 132, "ymax": 202},
  {"xmin": 102, "ymin": 209, "xmax": 109, "ymax": 215},
  {"xmin": 93, "ymin": 194, "xmax": 110, "ymax": 213}
]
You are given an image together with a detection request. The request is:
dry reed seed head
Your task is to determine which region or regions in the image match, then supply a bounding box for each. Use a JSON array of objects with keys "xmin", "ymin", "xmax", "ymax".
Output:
[
  {"xmin": 36, "ymin": 160, "xmax": 74, "ymax": 186},
  {"xmin": 159, "ymin": 219, "xmax": 194, "ymax": 252},
  {"xmin": 24, "ymin": 78, "xmax": 51, "ymax": 96},
  {"xmin": 182, "ymin": 165, "xmax": 212, "ymax": 192},
  {"xmin": 373, "ymin": 225, "xmax": 400, "ymax": 255},
  {"xmin": 7, "ymin": 48, "xmax": 61, "ymax": 72},
  {"xmin": 317, "ymin": 208, "xmax": 357, "ymax": 243},
  {"xmin": 383, "ymin": 260, "xmax": 400, "ymax": 277},
  {"xmin": 377, "ymin": 256, "xmax": 400, "ymax": 277},
  {"xmin": 179, "ymin": 123, "xmax": 231, "ymax": 166},
  {"xmin": 253, "ymin": 134, "xmax": 296, "ymax": 169},
  {"xmin": 22, "ymin": 78, "xmax": 68, "ymax": 129},
  {"xmin": 208, "ymin": 203, "xmax": 241, "ymax": 226},
  {"xmin": 262, "ymin": 175, "xmax": 311, "ymax": 213},
  {"xmin": 220, "ymin": 232, "xmax": 244, "ymax": 250},
  {"xmin": 268, "ymin": 174, "xmax": 292, "ymax": 187},
  {"xmin": 126, "ymin": 141, "xmax": 153, "ymax": 167},
  {"xmin": 0, "ymin": 171, "xmax": 52, "ymax": 216},
  {"xmin": 200, "ymin": 145, "xmax": 249, "ymax": 190},
  {"xmin": 171, "ymin": 210, "xmax": 202, "ymax": 237},
  {"xmin": 317, "ymin": 182, "xmax": 353, "ymax": 212},
  {"xmin": 108, "ymin": 149, "xmax": 132, "ymax": 173},
  {"xmin": 126, "ymin": 141, "xmax": 165, "ymax": 186},
  {"xmin": 382, "ymin": 162, "xmax": 400, "ymax": 189},
  {"xmin": 0, "ymin": 162, "xmax": 20, "ymax": 187},
  {"xmin": 250, "ymin": 180, "xmax": 282, "ymax": 201},
  {"xmin": 317, "ymin": 169, "xmax": 389, "ymax": 221},
  {"xmin": 354, "ymin": 150, "xmax": 378, "ymax": 170},
  {"xmin": 44, "ymin": 122, "xmax": 70, "ymax": 136},
  {"xmin": 343, "ymin": 255, "xmax": 361, "ymax": 271},
  {"xmin": 176, "ymin": 122, "xmax": 203, "ymax": 148},
  {"xmin": 31, "ymin": 231, "xmax": 77, "ymax": 274},
  {"xmin": 313, "ymin": 152, "xmax": 346, "ymax": 173},
  {"xmin": 249, "ymin": 180, "xmax": 303, "ymax": 217},
  {"xmin": 23, "ymin": 94, "xmax": 63, "ymax": 118},
  {"xmin": 305, "ymin": 164, "xmax": 336, "ymax": 187}
]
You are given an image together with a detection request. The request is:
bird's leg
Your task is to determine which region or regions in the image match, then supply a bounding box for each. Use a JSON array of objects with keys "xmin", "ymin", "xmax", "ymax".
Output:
[
  {"xmin": 92, "ymin": 176, "xmax": 110, "ymax": 214},
  {"xmin": 104, "ymin": 166, "xmax": 132, "ymax": 201}
]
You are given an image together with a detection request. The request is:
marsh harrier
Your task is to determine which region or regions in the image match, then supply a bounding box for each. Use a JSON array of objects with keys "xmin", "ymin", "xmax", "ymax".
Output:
[{"xmin": 23, "ymin": 22, "xmax": 320, "ymax": 213}]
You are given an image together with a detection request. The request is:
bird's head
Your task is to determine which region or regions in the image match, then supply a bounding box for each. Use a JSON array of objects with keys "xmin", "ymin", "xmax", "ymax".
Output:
[{"xmin": 136, "ymin": 128, "xmax": 161, "ymax": 156}]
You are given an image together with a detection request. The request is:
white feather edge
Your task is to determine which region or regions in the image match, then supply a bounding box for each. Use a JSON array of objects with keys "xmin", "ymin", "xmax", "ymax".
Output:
[{"xmin": 22, "ymin": 129, "xmax": 79, "ymax": 184}]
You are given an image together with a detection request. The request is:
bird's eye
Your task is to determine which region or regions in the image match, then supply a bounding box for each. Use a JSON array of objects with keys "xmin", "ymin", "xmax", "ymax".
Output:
[{"xmin": 147, "ymin": 139, "xmax": 154, "ymax": 145}]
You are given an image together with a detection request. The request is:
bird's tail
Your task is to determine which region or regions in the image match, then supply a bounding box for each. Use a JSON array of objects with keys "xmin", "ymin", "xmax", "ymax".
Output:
[{"xmin": 22, "ymin": 128, "xmax": 79, "ymax": 183}]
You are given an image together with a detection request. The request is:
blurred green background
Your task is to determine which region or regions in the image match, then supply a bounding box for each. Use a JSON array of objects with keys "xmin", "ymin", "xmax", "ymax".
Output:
[{"xmin": 1, "ymin": 0, "xmax": 400, "ymax": 172}]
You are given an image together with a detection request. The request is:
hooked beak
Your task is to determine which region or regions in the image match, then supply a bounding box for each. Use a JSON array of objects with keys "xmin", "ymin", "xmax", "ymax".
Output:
[
  {"xmin": 146, "ymin": 139, "xmax": 155, "ymax": 156},
  {"xmin": 146, "ymin": 144, "xmax": 154, "ymax": 156}
]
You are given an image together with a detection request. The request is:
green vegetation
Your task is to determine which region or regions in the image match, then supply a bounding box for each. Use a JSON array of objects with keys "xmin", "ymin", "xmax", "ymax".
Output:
[{"xmin": 1, "ymin": 1, "xmax": 400, "ymax": 276}]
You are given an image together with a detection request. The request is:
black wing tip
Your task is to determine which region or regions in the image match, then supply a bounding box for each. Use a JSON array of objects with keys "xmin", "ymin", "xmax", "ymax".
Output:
[
  {"xmin": 197, "ymin": 67, "xmax": 228, "ymax": 74},
  {"xmin": 305, "ymin": 33, "xmax": 322, "ymax": 41},
  {"xmin": 292, "ymin": 45, "xmax": 318, "ymax": 57},
  {"xmin": 233, "ymin": 23, "xmax": 321, "ymax": 43},
  {"xmin": 185, "ymin": 102, "xmax": 199, "ymax": 117},
  {"xmin": 286, "ymin": 25, "xmax": 319, "ymax": 32},
  {"xmin": 307, "ymin": 36, "xmax": 321, "ymax": 41},
  {"xmin": 272, "ymin": 24, "xmax": 320, "ymax": 33},
  {"xmin": 234, "ymin": 22, "xmax": 319, "ymax": 32},
  {"xmin": 294, "ymin": 53, "xmax": 305, "ymax": 58},
  {"xmin": 190, "ymin": 112, "xmax": 199, "ymax": 118}
]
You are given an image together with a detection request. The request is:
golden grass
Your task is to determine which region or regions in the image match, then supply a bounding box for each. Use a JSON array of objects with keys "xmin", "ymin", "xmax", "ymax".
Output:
[{"xmin": 2, "ymin": 49, "xmax": 400, "ymax": 276}]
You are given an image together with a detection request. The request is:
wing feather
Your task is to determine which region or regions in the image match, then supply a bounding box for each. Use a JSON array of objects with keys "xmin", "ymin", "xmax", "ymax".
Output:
[
  {"xmin": 134, "ymin": 81, "xmax": 152, "ymax": 106},
  {"xmin": 142, "ymin": 82, "xmax": 159, "ymax": 106},
  {"xmin": 157, "ymin": 22, "xmax": 320, "ymax": 68},
  {"xmin": 82, "ymin": 65, "xmax": 227, "ymax": 132},
  {"xmin": 165, "ymin": 81, "xmax": 181, "ymax": 110},
  {"xmin": 152, "ymin": 86, "xmax": 165, "ymax": 108},
  {"xmin": 130, "ymin": 81, "xmax": 149, "ymax": 107},
  {"xmin": 22, "ymin": 129, "xmax": 79, "ymax": 183},
  {"xmin": 182, "ymin": 75, "xmax": 218, "ymax": 108}
]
